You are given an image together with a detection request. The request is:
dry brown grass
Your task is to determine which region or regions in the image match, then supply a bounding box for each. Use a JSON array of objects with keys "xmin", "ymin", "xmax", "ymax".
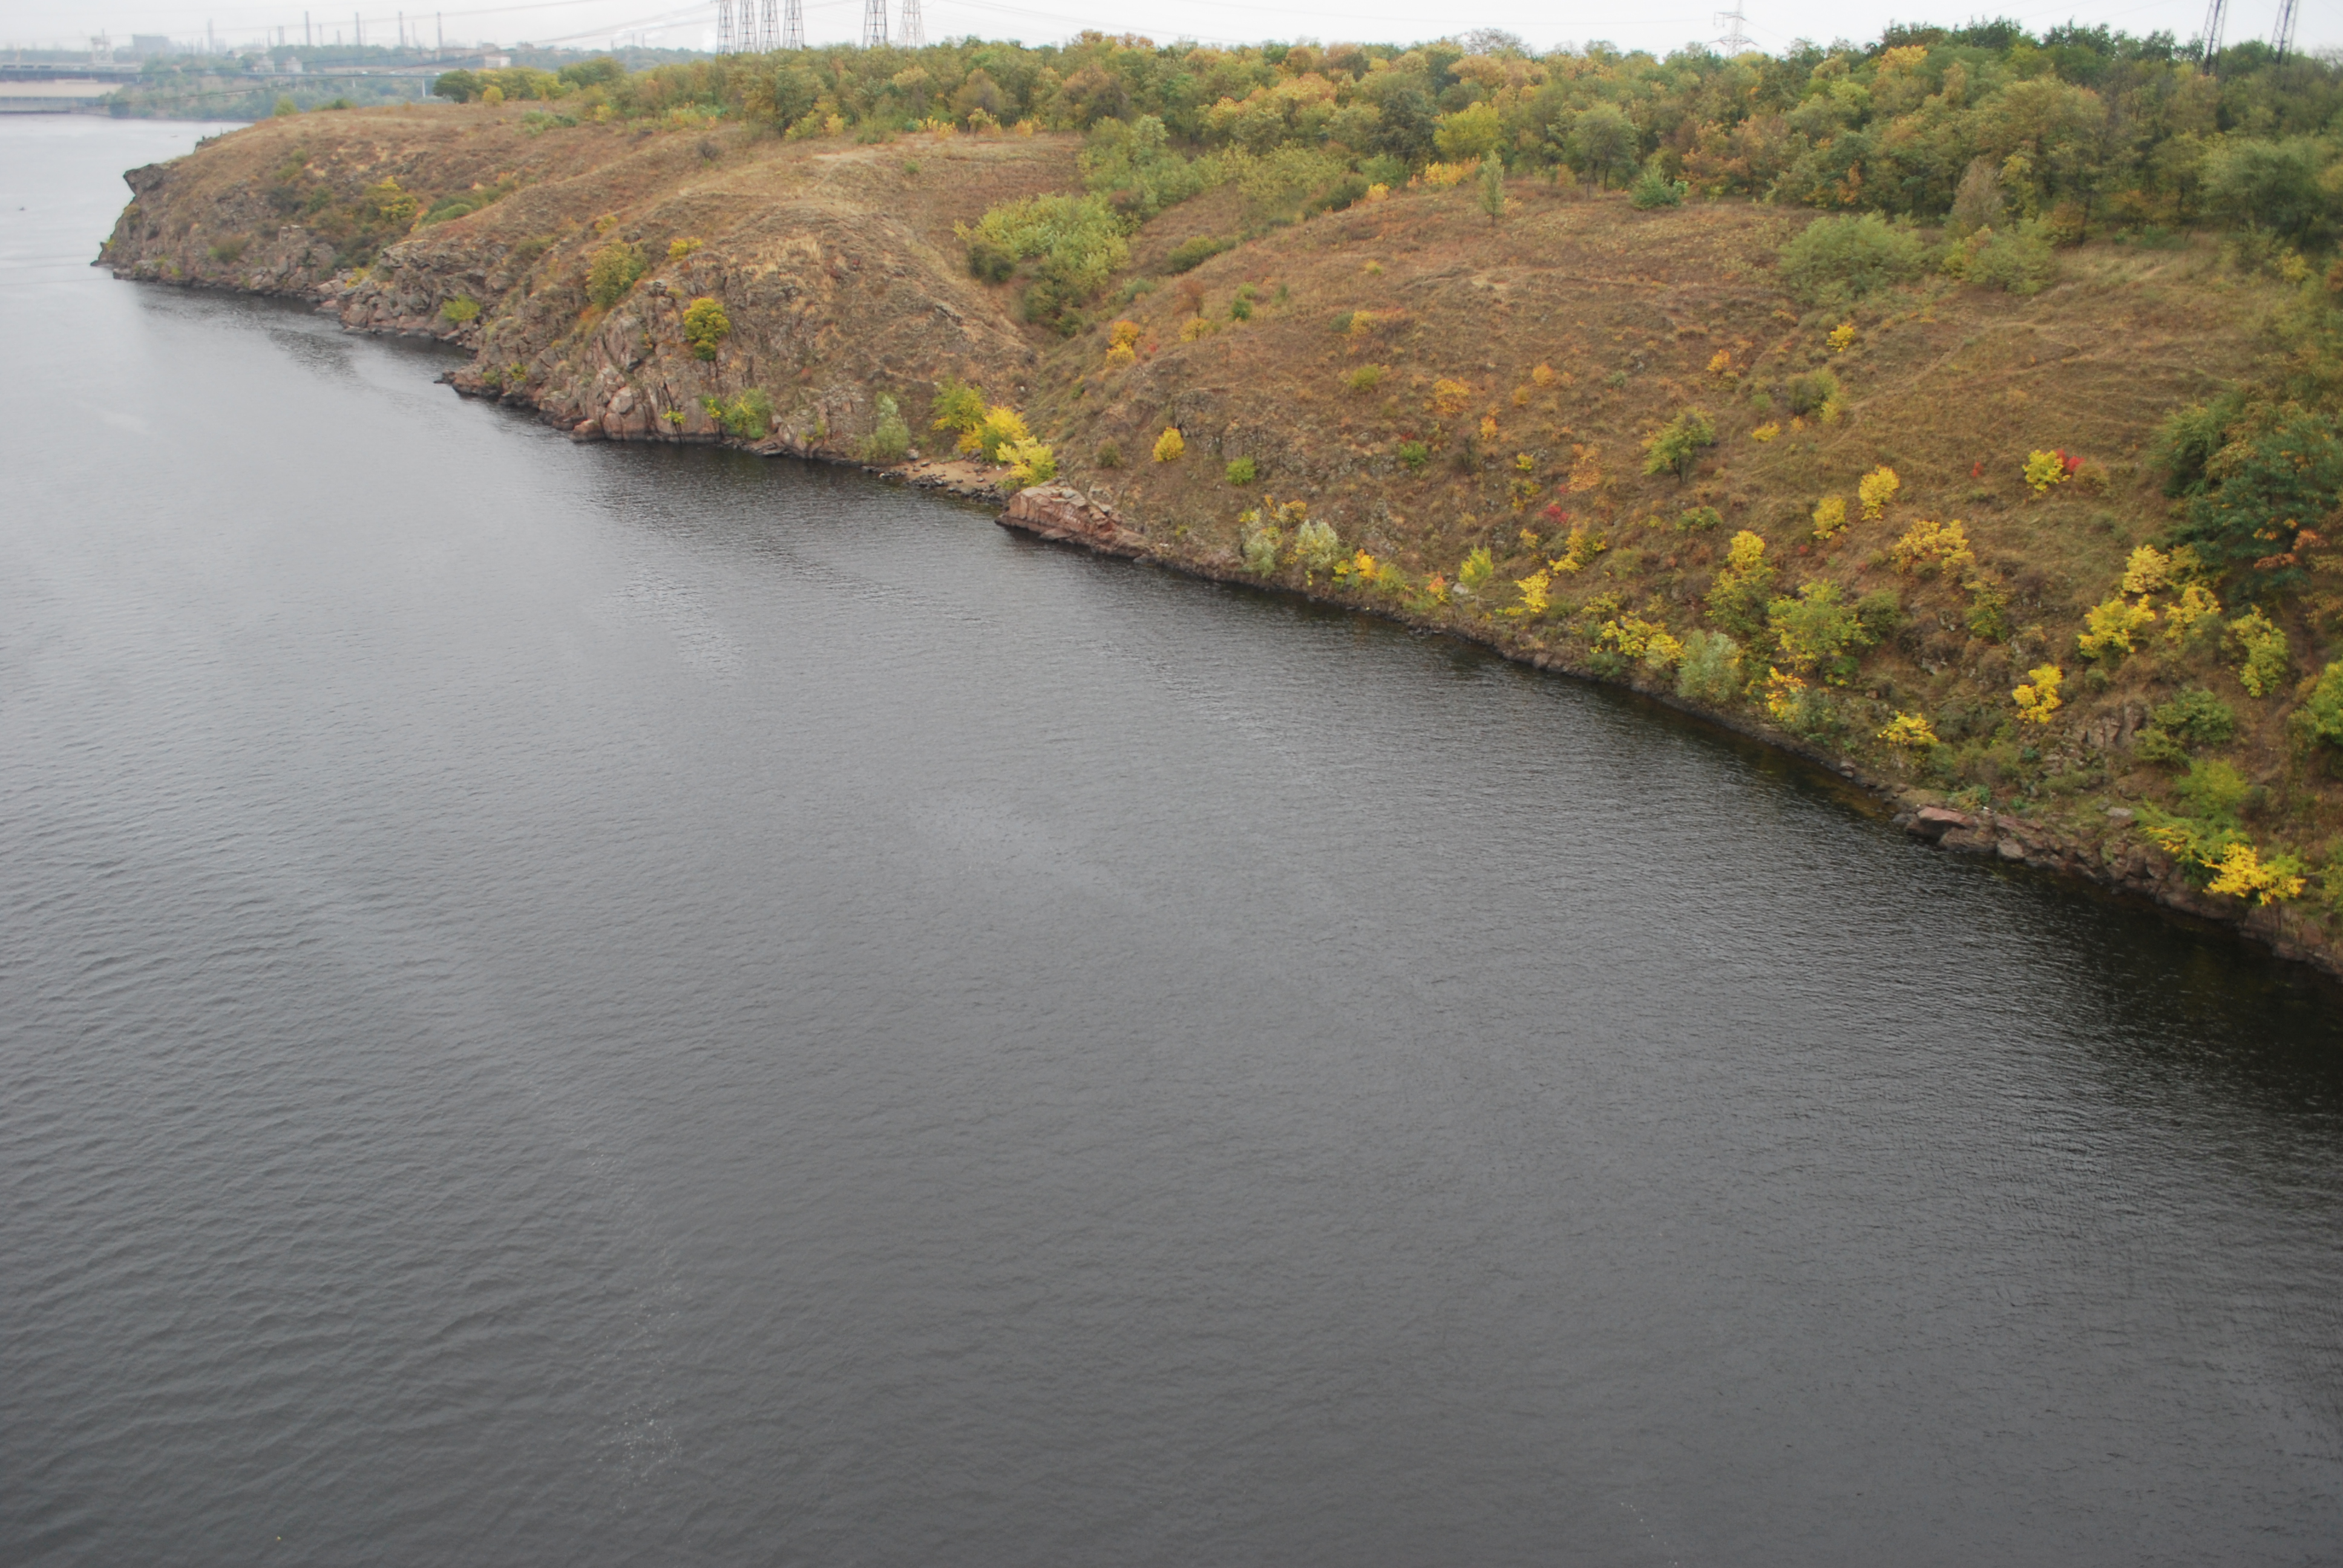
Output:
[{"xmin": 107, "ymin": 121, "xmax": 2342, "ymax": 930}]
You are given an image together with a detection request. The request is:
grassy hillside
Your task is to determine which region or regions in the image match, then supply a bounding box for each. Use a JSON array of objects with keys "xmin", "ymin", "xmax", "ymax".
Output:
[{"xmin": 98, "ymin": 88, "xmax": 2343, "ymax": 973}]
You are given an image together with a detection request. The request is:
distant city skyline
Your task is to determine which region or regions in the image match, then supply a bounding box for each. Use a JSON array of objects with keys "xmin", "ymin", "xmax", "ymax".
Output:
[{"xmin": 6, "ymin": 0, "xmax": 2334, "ymax": 61}]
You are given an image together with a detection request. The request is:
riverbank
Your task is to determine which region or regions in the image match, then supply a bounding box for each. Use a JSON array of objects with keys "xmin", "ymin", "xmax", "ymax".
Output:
[{"xmin": 96, "ymin": 102, "xmax": 2343, "ymax": 979}]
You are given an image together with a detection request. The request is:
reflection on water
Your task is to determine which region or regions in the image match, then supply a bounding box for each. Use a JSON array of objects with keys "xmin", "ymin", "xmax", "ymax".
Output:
[{"xmin": 2, "ymin": 119, "xmax": 2339, "ymax": 1568}]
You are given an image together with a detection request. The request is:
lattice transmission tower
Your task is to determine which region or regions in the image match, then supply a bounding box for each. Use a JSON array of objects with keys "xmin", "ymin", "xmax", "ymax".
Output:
[
  {"xmin": 1712, "ymin": 2, "xmax": 1752, "ymax": 53},
  {"xmin": 860, "ymin": 0, "xmax": 887, "ymax": 47},
  {"xmin": 782, "ymin": 0, "xmax": 803, "ymax": 49},
  {"xmin": 2272, "ymin": 0, "xmax": 2299, "ymax": 61},
  {"xmin": 2198, "ymin": 0, "xmax": 2227, "ymax": 64},
  {"xmin": 716, "ymin": 0, "xmax": 734, "ymax": 53},
  {"xmin": 898, "ymin": 0, "xmax": 923, "ymax": 47}
]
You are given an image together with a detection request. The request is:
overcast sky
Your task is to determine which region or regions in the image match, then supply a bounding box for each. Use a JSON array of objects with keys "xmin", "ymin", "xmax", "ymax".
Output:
[{"xmin": 5, "ymin": 0, "xmax": 2330, "ymax": 65}]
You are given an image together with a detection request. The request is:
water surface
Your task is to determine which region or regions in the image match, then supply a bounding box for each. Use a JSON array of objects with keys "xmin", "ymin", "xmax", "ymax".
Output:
[{"xmin": 3, "ymin": 118, "xmax": 2341, "ymax": 1565}]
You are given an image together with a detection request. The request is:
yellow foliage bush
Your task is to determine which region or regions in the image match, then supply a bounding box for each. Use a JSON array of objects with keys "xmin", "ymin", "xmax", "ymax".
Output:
[
  {"xmin": 1510, "ymin": 569, "xmax": 1552, "ymax": 617},
  {"xmin": 1890, "ymin": 518, "xmax": 1974, "ymax": 573},
  {"xmin": 1707, "ymin": 348, "xmax": 1733, "ymax": 376},
  {"xmin": 2229, "ymin": 609, "xmax": 2291, "ymax": 697},
  {"xmin": 1763, "ymin": 667, "xmax": 1807, "ymax": 722},
  {"xmin": 1105, "ymin": 341, "xmax": 1137, "ymax": 368},
  {"xmin": 1567, "ymin": 443, "xmax": 1603, "ymax": 492},
  {"xmin": 1431, "ymin": 379, "xmax": 1475, "ymax": 417},
  {"xmin": 1003, "ymin": 436, "xmax": 1057, "ymax": 488},
  {"xmin": 1811, "ymin": 495, "xmax": 1847, "ymax": 540},
  {"xmin": 1858, "ymin": 466, "xmax": 1899, "ymax": 520},
  {"xmin": 2023, "ymin": 449, "xmax": 2070, "ymax": 493},
  {"xmin": 1532, "ymin": 362, "xmax": 1558, "ymax": 387},
  {"xmin": 2122, "ymin": 544, "xmax": 2172, "ymax": 596},
  {"xmin": 2204, "ymin": 841, "xmax": 2308, "ymax": 904},
  {"xmin": 1418, "ymin": 162, "xmax": 1473, "ymax": 187},
  {"xmin": 1597, "ymin": 613, "xmax": 1685, "ymax": 669},
  {"xmin": 1180, "ymin": 316, "xmax": 1219, "ymax": 342},
  {"xmin": 668, "ymin": 236, "xmax": 704, "ymax": 259},
  {"xmin": 2076, "ymin": 595, "xmax": 2156, "ymax": 659},
  {"xmin": 1152, "ymin": 426, "xmax": 1184, "ymax": 462},
  {"xmin": 2163, "ymin": 581, "xmax": 2222, "ymax": 645},
  {"xmin": 1550, "ymin": 525, "xmax": 1608, "ymax": 574},
  {"xmin": 960, "ymin": 403, "xmax": 1031, "ymax": 462},
  {"xmin": 1479, "ymin": 413, "xmax": 1500, "ymax": 443},
  {"xmin": 1752, "ymin": 422, "xmax": 1781, "ymax": 442},
  {"xmin": 2012, "ymin": 663, "xmax": 2063, "ymax": 724},
  {"xmin": 1828, "ymin": 321, "xmax": 1856, "ymax": 353},
  {"xmin": 1723, "ymin": 529, "xmax": 1768, "ymax": 578},
  {"xmin": 1364, "ymin": 182, "xmax": 1390, "ymax": 202},
  {"xmin": 1878, "ymin": 711, "xmax": 1940, "ymax": 746}
]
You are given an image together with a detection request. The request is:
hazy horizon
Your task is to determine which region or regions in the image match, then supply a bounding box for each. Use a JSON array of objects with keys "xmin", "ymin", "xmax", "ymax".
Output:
[{"xmin": 5, "ymin": 0, "xmax": 2333, "ymax": 71}]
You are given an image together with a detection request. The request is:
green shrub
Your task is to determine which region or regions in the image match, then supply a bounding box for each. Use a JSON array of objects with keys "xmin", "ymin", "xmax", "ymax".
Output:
[
  {"xmin": 1242, "ymin": 523, "xmax": 1283, "ymax": 577},
  {"xmin": 1952, "ymin": 223, "xmax": 2059, "ymax": 295},
  {"xmin": 2292, "ymin": 662, "xmax": 2343, "ymax": 750},
  {"xmin": 586, "ymin": 241, "xmax": 646, "ymax": 308},
  {"xmin": 864, "ymin": 392, "xmax": 911, "ymax": 462},
  {"xmin": 1329, "ymin": 309, "xmax": 1356, "ymax": 335},
  {"xmin": 1855, "ymin": 589, "xmax": 1904, "ymax": 640},
  {"xmin": 682, "ymin": 296, "xmax": 730, "ymax": 360},
  {"xmin": 703, "ymin": 388, "xmax": 773, "ymax": 440},
  {"xmin": 930, "ymin": 377, "xmax": 986, "ymax": 438},
  {"xmin": 420, "ymin": 183, "xmax": 513, "ymax": 226},
  {"xmin": 1225, "ymin": 456, "xmax": 1257, "ymax": 485},
  {"xmin": 1396, "ymin": 439, "xmax": 1429, "ymax": 472},
  {"xmin": 1164, "ymin": 235, "xmax": 1236, "ymax": 273},
  {"xmin": 1766, "ymin": 580, "xmax": 1874, "ymax": 684},
  {"xmin": 1293, "ymin": 518, "xmax": 1342, "ymax": 573},
  {"xmin": 1785, "ymin": 367, "xmax": 1841, "ymax": 417},
  {"xmin": 1778, "ymin": 214, "xmax": 1926, "ymax": 309},
  {"xmin": 439, "ymin": 295, "xmax": 480, "ymax": 324},
  {"xmin": 208, "ymin": 237, "xmax": 247, "ymax": 264},
  {"xmin": 1677, "ymin": 505, "xmax": 1722, "ymax": 532},
  {"xmin": 1346, "ymin": 364, "xmax": 1383, "ymax": 394},
  {"xmin": 1629, "ymin": 162, "xmax": 1688, "ymax": 209},
  {"xmin": 967, "ymin": 240, "xmax": 1016, "ymax": 283},
  {"xmin": 1642, "ymin": 408, "xmax": 1717, "ymax": 481},
  {"xmin": 2176, "ymin": 757, "xmax": 2250, "ymax": 822},
  {"xmin": 2137, "ymin": 686, "xmax": 2238, "ymax": 765},
  {"xmin": 1676, "ymin": 629, "xmax": 1743, "ymax": 705},
  {"xmin": 1095, "ymin": 440, "xmax": 1123, "ymax": 469}
]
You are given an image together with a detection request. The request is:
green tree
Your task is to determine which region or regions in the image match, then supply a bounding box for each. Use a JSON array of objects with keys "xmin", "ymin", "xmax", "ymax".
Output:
[
  {"xmin": 1564, "ymin": 104, "xmax": 1640, "ymax": 189},
  {"xmin": 1435, "ymin": 101, "xmax": 1506, "ymax": 162},
  {"xmin": 1476, "ymin": 153, "xmax": 1507, "ymax": 225}
]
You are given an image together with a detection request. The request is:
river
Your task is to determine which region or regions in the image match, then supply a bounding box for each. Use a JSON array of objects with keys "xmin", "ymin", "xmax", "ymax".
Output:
[{"xmin": 3, "ymin": 117, "xmax": 2341, "ymax": 1564}]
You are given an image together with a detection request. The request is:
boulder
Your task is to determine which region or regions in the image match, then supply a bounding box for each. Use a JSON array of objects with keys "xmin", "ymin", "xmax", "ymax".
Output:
[
  {"xmin": 998, "ymin": 485, "xmax": 1144, "ymax": 555},
  {"xmin": 1906, "ymin": 805, "xmax": 1975, "ymax": 841}
]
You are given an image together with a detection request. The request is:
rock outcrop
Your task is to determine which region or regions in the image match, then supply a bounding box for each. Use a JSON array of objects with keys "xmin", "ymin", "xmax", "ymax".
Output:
[{"xmin": 998, "ymin": 485, "xmax": 1146, "ymax": 555}]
